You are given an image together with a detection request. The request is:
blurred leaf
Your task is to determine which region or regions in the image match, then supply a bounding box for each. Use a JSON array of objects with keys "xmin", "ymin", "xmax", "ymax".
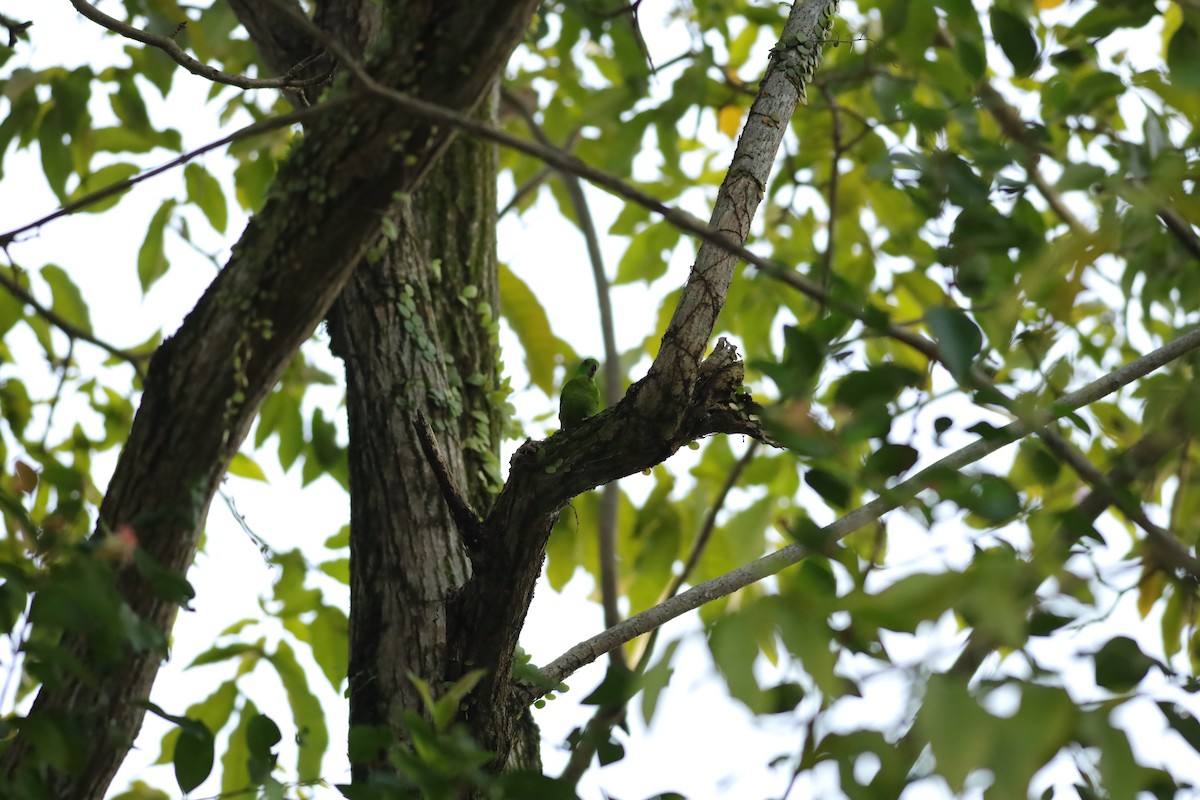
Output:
[
  {"xmin": 40, "ymin": 264, "xmax": 92, "ymax": 334},
  {"xmin": 137, "ymin": 199, "xmax": 176, "ymax": 293},
  {"xmin": 184, "ymin": 163, "xmax": 228, "ymax": 233},
  {"xmin": 68, "ymin": 162, "xmax": 139, "ymax": 213},
  {"xmin": 1092, "ymin": 636, "xmax": 1155, "ymax": 693},
  {"xmin": 266, "ymin": 639, "xmax": 328, "ymax": 779},
  {"xmin": 499, "ymin": 263, "xmax": 558, "ymax": 394},
  {"xmin": 990, "ymin": 9, "xmax": 1039, "ymax": 76},
  {"xmin": 228, "ymin": 452, "xmax": 267, "ymax": 482},
  {"xmin": 925, "ymin": 307, "xmax": 982, "ymax": 383}
]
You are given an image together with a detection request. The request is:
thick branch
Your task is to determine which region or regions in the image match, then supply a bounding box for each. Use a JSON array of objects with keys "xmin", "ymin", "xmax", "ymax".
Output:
[
  {"xmin": 413, "ymin": 413, "xmax": 483, "ymax": 550},
  {"xmin": 642, "ymin": 0, "xmax": 836, "ymax": 406},
  {"xmin": 525, "ymin": 324, "xmax": 1200, "ymax": 699},
  {"xmin": 2, "ymin": 2, "xmax": 540, "ymax": 794}
]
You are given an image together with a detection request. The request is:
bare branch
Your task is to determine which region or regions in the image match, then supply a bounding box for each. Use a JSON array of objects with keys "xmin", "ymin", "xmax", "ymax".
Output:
[
  {"xmin": 69, "ymin": 0, "xmax": 331, "ymax": 92},
  {"xmin": 498, "ymin": 164, "xmax": 553, "ymax": 218},
  {"xmin": 815, "ymin": 80, "xmax": 842, "ymax": 299},
  {"xmin": 525, "ymin": 324, "xmax": 1200, "ymax": 698},
  {"xmin": 1157, "ymin": 206, "xmax": 1200, "ymax": 262},
  {"xmin": 0, "ymin": 268, "xmax": 149, "ymax": 379},
  {"xmin": 1035, "ymin": 427, "xmax": 1200, "ymax": 580},
  {"xmin": 0, "ymin": 95, "xmax": 357, "ymax": 248}
]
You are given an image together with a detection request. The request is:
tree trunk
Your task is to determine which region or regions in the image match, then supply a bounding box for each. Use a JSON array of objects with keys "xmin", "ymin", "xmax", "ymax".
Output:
[
  {"xmin": 0, "ymin": 2, "xmax": 539, "ymax": 796},
  {"xmin": 326, "ymin": 85, "xmax": 543, "ymax": 778}
]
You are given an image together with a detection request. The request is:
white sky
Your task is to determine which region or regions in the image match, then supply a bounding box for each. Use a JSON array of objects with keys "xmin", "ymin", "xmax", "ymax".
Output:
[{"xmin": 0, "ymin": 2, "xmax": 1198, "ymax": 799}]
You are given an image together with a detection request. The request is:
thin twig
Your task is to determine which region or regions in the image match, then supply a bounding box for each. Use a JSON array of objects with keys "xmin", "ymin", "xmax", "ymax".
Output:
[
  {"xmin": 525, "ymin": 324, "xmax": 1200, "ymax": 699},
  {"xmin": 0, "ymin": 269, "xmax": 149, "ymax": 380},
  {"xmin": 815, "ymin": 80, "xmax": 842, "ymax": 303},
  {"xmin": 557, "ymin": 440, "xmax": 759, "ymax": 783},
  {"xmin": 0, "ymin": 13, "xmax": 31, "ymax": 47},
  {"xmin": 498, "ymin": 165, "xmax": 554, "ymax": 218},
  {"xmin": 38, "ymin": 338, "xmax": 75, "ymax": 449},
  {"xmin": 69, "ymin": 0, "xmax": 331, "ymax": 92},
  {"xmin": 0, "ymin": 93, "xmax": 358, "ymax": 248}
]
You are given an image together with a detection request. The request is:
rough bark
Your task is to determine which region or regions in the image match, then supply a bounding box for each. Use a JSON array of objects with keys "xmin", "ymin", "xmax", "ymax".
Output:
[
  {"xmin": 325, "ymin": 88, "xmax": 512, "ymax": 777},
  {"xmin": 0, "ymin": 2, "xmax": 538, "ymax": 796},
  {"xmin": 228, "ymin": 0, "xmax": 539, "ymax": 776}
]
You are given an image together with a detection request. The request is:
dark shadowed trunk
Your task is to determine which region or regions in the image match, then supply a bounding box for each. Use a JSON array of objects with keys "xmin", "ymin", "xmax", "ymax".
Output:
[{"xmin": 0, "ymin": 2, "xmax": 539, "ymax": 796}]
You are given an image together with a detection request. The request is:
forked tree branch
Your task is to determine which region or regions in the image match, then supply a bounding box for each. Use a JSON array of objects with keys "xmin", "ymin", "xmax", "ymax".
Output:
[{"xmin": 524, "ymin": 324, "xmax": 1200, "ymax": 700}]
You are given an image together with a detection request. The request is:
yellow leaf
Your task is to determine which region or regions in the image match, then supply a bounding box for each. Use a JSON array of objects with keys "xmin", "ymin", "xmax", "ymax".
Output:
[
  {"xmin": 1137, "ymin": 568, "xmax": 1165, "ymax": 619},
  {"xmin": 717, "ymin": 105, "xmax": 743, "ymax": 139},
  {"xmin": 228, "ymin": 452, "xmax": 268, "ymax": 482}
]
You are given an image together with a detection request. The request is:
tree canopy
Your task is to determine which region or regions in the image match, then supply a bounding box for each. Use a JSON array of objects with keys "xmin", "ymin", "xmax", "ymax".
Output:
[{"xmin": 2, "ymin": 0, "xmax": 1200, "ymax": 798}]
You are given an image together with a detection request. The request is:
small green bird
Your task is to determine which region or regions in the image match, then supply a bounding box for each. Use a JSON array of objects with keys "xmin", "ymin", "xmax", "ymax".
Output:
[{"xmin": 559, "ymin": 357, "xmax": 601, "ymax": 429}]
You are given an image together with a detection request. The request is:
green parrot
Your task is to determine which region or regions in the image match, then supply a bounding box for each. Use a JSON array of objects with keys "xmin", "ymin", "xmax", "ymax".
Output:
[{"xmin": 559, "ymin": 357, "xmax": 601, "ymax": 429}]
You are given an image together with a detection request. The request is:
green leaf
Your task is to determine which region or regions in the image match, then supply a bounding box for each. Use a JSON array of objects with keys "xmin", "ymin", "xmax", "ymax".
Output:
[
  {"xmin": 154, "ymin": 682, "xmax": 240, "ymax": 766},
  {"xmin": 916, "ymin": 674, "xmax": 992, "ymax": 792},
  {"xmin": 319, "ymin": 557, "xmax": 349, "ymax": 584},
  {"xmin": 188, "ymin": 642, "xmax": 263, "ymax": 668},
  {"xmin": 862, "ymin": 443, "xmax": 919, "ymax": 486},
  {"xmin": 40, "ymin": 264, "xmax": 92, "ymax": 334},
  {"xmin": 967, "ymin": 475, "xmax": 1022, "ymax": 523},
  {"xmin": 640, "ymin": 639, "xmax": 680, "ymax": 726},
  {"xmin": 1158, "ymin": 702, "xmax": 1200, "ymax": 752},
  {"xmin": 138, "ymin": 199, "xmax": 176, "ymax": 293},
  {"xmin": 266, "ymin": 639, "xmax": 328, "ymax": 780},
  {"xmin": 69, "ymin": 162, "xmax": 140, "ymax": 213},
  {"xmin": 309, "ymin": 407, "xmax": 341, "ymax": 469},
  {"xmin": 834, "ymin": 364, "xmax": 923, "ymax": 409},
  {"xmin": 184, "ymin": 163, "xmax": 228, "ymax": 233},
  {"xmin": 38, "ymin": 118, "xmax": 73, "ymax": 201},
  {"xmin": 1168, "ymin": 21, "xmax": 1200, "ymax": 91},
  {"xmin": 709, "ymin": 608, "xmax": 763, "ymax": 710},
  {"xmin": 1092, "ymin": 636, "xmax": 1155, "ymax": 693},
  {"xmin": 581, "ymin": 662, "xmax": 636, "ymax": 707},
  {"xmin": 925, "ymin": 306, "xmax": 982, "ymax": 382},
  {"xmin": 228, "ymin": 452, "xmax": 268, "ymax": 482},
  {"xmin": 1075, "ymin": 3, "xmax": 1158, "ymax": 38},
  {"xmin": 220, "ymin": 699, "xmax": 258, "ymax": 794},
  {"xmin": 955, "ymin": 37, "xmax": 986, "ymax": 81},
  {"xmin": 499, "ymin": 263, "xmax": 558, "ymax": 394},
  {"xmin": 308, "ymin": 606, "xmax": 349, "ymax": 690},
  {"xmin": 989, "ymin": 9, "xmax": 1038, "ymax": 76},
  {"xmin": 246, "ymin": 713, "xmax": 283, "ymax": 783},
  {"xmin": 174, "ymin": 720, "xmax": 215, "ymax": 794},
  {"xmin": 234, "ymin": 152, "xmax": 277, "ymax": 212},
  {"xmin": 614, "ymin": 220, "xmax": 679, "ymax": 284}
]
